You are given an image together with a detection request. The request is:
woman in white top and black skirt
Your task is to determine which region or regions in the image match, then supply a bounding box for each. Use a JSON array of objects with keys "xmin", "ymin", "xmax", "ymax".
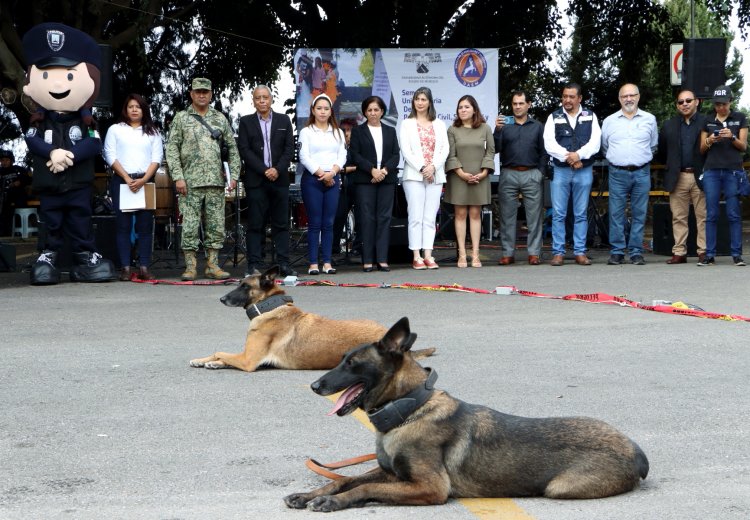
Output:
[
  {"xmin": 349, "ymin": 96, "xmax": 401, "ymax": 272},
  {"xmin": 298, "ymin": 93, "xmax": 347, "ymax": 275},
  {"xmin": 103, "ymin": 94, "xmax": 163, "ymax": 281}
]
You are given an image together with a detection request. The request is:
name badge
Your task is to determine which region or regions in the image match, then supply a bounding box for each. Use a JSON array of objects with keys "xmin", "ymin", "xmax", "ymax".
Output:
[{"xmin": 579, "ymin": 115, "xmax": 593, "ymax": 122}]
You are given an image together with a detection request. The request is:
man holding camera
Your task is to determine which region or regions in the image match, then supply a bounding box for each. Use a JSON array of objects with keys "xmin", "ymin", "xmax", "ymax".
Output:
[{"xmin": 166, "ymin": 78, "xmax": 240, "ymax": 280}]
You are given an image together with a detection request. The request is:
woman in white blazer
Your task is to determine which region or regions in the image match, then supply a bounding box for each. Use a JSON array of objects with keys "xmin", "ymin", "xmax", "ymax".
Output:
[{"xmin": 400, "ymin": 87, "xmax": 450, "ymax": 269}]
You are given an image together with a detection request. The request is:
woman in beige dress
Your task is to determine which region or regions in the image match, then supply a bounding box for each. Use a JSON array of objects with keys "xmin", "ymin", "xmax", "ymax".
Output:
[{"xmin": 445, "ymin": 95, "xmax": 495, "ymax": 267}]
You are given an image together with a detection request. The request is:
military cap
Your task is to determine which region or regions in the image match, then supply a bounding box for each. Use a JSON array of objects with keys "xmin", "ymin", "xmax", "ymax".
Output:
[
  {"xmin": 22, "ymin": 22, "xmax": 101, "ymax": 70},
  {"xmin": 712, "ymin": 85, "xmax": 733, "ymax": 103},
  {"xmin": 191, "ymin": 78, "xmax": 212, "ymax": 91}
]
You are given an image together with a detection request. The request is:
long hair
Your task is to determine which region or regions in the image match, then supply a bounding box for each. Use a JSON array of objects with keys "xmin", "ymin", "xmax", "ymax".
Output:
[
  {"xmin": 452, "ymin": 95, "xmax": 485, "ymax": 129},
  {"xmin": 408, "ymin": 87, "xmax": 436, "ymax": 121},
  {"xmin": 306, "ymin": 93, "xmax": 341, "ymax": 141},
  {"xmin": 118, "ymin": 93, "xmax": 159, "ymax": 136}
]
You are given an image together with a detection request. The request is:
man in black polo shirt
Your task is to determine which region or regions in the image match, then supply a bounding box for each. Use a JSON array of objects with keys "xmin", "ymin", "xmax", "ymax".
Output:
[
  {"xmin": 656, "ymin": 89, "xmax": 707, "ymax": 264},
  {"xmin": 493, "ymin": 90, "xmax": 548, "ymax": 265},
  {"xmin": 698, "ymin": 85, "xmax": 748, "ymax": 266}
]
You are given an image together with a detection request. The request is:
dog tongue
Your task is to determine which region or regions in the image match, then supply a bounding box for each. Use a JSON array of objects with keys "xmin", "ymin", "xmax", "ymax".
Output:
[{"xmin": 327, "ymin": 383, "xmax": 364, "ymax": 416}]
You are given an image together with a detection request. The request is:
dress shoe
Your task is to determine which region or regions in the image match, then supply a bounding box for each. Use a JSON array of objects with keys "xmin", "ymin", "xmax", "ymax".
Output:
[
  {"xmin": 138, "ymin": 266, "xmax": 156, "ymax": 280},
  {"xmin": 607, "ymin": 254, "xmax": 625, "ymax": 265},
  {"xmin": 376, "ymin": 264, "xmax": 390, "ymax": 272},
  {"xmin": 119, "ymin": 266, "xmax": 132, "ymax": 281},
  {"xmin": 550, "ymin": 254, "xmax": 564, "ymax": 266},
  {"xmin": 666, "ymin": 255, "xmax": 687, "ymax": 264},
  {"xmin": 322, "ymin": 267, "xmax": 337, "ymax": 275},
  {"xmin": 362, "ymin": 265, "xmax": 374, "ymax": 272},
  {"xmin": 575, "ymin": 254, "xmax": 591, "ymax": 266},
  {"xmin": 308, "ymin": 266, "xmax": 319, "ymax": 275},
  {"xmin": 279, "ymin": 264, "xmax": 297, "ymax": 277},
  {"xmin": 697, "ymin": 256, "xmax": 715, "ymax": 266},
  {"xmin": 698, "ymin": 253, "xmax": 706, "ymax": 263},
  {"xmin": 498, "ymin": 256, "xmax": 515, "ymax": 265},
  {"xmin": 527, "ymin": 255, "xmax": 540, "ymax": 265},
  {"xmin": 630, "ymin": 255, "xmax": 646, "ymax": 265}
]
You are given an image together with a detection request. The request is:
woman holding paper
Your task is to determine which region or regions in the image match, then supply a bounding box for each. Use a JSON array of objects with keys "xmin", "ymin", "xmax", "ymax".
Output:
[{"xmin": 103, "ymin": 94, "xmax": 164, "ymax": 281}]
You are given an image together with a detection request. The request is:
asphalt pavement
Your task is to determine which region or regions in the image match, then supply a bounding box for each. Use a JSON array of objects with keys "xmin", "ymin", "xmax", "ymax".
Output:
[{"xmin": 1, "ymin": 242, "xmax": 749, "ymax": 519}]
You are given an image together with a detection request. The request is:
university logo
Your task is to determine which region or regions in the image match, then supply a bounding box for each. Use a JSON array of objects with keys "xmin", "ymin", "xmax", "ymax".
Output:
[
  {"xmin": 47, "ymin": 30, "xmax": 65, "ymax": 52},
  {"xmin": 454, "ymin": 49, "xmax": 487, "ymax": 87},
  {"xmin": 404, "ymin": 52, "xmax": 442, "ymax": 74}
]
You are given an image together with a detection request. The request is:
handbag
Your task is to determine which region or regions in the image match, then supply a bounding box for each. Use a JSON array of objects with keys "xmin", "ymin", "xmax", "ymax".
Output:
[{"xmin": 736, "ymin": 170, "xmax": 750, "ymax": 197}]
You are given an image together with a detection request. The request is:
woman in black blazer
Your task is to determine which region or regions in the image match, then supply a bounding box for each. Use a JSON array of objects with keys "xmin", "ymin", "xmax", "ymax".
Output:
[{"xmin": 349, "ymin": 96, "xmax": 401, "ymax": 271}]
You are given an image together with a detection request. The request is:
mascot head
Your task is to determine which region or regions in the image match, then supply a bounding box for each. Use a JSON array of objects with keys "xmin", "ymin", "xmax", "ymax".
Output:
[{"xmin": 22, "ymin": 23, "xmax": 101, "ymax": 122}]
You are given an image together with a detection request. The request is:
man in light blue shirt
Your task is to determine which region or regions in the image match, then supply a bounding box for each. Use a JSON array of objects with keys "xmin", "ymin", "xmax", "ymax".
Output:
[{"xmin": 601, "ymin": 83, "xmax": 658, "ymax": 265}]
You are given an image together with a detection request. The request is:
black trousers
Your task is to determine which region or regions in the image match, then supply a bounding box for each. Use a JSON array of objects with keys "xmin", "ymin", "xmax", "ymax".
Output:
[
  {"xmin": 245, "ymin": 182, "xmax": 290, "ymax": 265},
  {"xmin": 355, "ymin": 182, "xmax": 395, "ymax": 264},
  {"xmin": 39, "ymin": 185, "xmax": 97, "ymax": 253}
]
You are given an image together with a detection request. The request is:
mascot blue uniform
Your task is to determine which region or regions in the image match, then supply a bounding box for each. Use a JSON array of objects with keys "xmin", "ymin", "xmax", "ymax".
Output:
[{"xmin": 23, "ymin": 22, "xmax": 115, "ymax": 285}]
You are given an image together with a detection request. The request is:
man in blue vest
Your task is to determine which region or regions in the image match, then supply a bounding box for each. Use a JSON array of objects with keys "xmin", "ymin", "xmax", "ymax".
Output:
[{"xmin": 543, "ymin": 83, "xmax": 601, "ymax": 266}]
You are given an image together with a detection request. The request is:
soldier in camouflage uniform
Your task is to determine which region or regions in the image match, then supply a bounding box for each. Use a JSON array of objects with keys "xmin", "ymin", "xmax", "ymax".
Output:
[{"xmin": 166, "ymin": 78, "xmax": 240, "ymax": 280}]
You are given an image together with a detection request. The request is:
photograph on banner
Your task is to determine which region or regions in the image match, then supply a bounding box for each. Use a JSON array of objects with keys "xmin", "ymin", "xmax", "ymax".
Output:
[{"xmin": 293, "ymin": 48, "xmax": 499, "ymax": 135}]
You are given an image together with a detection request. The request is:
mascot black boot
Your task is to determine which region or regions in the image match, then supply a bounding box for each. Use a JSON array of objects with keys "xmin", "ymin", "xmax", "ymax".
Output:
[
  {"xmin": 30, "ymin": 250, "xmax": 60, "ymax": 285},
  {"xmin": 69, "ymin": 251, "xmax": 116, "ymax": 282}
]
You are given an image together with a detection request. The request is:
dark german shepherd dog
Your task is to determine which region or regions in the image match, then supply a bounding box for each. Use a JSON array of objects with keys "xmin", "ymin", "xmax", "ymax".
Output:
[{"xmin": 284, "ymin": 317, "xmax": 648, "ymax": 512}]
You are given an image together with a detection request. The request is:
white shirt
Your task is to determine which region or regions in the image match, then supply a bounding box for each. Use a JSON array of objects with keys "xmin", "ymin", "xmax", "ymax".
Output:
[
  {"xmin": 103, "ymin": 122, "xmax": 164, "ymax": 173},
  {"xmin": 543, "ymin": 106, "xmax": 601, "ymax": 163},
  {"xmin": 368, "ymin": 124, "xmax": 383, "ymax": 167},
  {"xmin": 298, "ymin": 124, "xmax": 347, "ymax": 173}
]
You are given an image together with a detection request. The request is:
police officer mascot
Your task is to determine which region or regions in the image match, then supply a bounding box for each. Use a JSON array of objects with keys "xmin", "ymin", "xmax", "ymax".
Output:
[{"xmin": 22, "ymin": 23, "xmax": 115, "ymax": 285}]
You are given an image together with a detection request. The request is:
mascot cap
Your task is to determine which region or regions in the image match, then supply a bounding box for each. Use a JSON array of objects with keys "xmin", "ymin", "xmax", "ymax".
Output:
[
  {"xmin": 23, "ymin": 22, "xmax": 101, "ymax": 70},
  {"xmin": 192, "ymin": 78, "xmax": 212, "ymax": 90}
]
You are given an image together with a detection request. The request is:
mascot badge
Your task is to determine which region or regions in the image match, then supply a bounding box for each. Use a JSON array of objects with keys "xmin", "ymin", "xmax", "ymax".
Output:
[{"xmin": 22, "ymin": 23, "xmax": 115, "ymax": 285}]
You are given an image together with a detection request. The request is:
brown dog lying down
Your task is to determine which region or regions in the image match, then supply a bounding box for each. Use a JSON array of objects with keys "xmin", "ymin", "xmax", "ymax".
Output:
[
  {"xmin": 284, "ymin": 317, "xmax": 649, "ymax": 512},
  {"xmin": 189, "ymin": 267, "xmax": 435, "ymax": 371}
]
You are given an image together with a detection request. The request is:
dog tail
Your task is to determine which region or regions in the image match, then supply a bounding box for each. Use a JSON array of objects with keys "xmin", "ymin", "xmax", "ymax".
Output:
[
  {"xmin": 632, "ymin": 441, "xmax": 649, "ymax": 480},
  {"xmin": 411, "ymin": 347, "xmax": 436, "ymax": 360}
]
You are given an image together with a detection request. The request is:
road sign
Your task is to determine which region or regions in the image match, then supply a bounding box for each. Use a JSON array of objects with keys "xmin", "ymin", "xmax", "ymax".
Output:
[{"xmin": 671, "ymin": 43, "xmax": 683, "ymax": 86}]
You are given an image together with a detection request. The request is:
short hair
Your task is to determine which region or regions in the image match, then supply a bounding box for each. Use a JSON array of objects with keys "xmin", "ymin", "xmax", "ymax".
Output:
[
  {"xmin": 452, "ymin": 95, "xmax": 486, "ymax": 129},
  {"xmin": 563, "ymin": 82, "xmax": 582, "ymax": 96},
  {"xmin": 408, "ymin": 87, "xmax": 437, "ymax": 121},
  {"xmin": 252, "ymin": 84, "xmax": 272, "ymax": 98},
  {"xmin": 676, "ymin": 89, "xmax": 695, "ymax": 100},
  {"xmin": 511, "ymin": 90, "xmax": 530, "ymax": 103},
  {"xmin": 361, "ymin": 95, "xmax": 386, "ymax": 116}
]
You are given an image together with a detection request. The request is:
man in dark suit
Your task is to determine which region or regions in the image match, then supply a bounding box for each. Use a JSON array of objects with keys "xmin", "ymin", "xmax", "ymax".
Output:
[
  {"xmin": 656, "ymin": 89, "xmax": 707, "ymax": 264},
  {"xmin": 238, "ymin": 85, "xmax": 296, "ymax": 276}
]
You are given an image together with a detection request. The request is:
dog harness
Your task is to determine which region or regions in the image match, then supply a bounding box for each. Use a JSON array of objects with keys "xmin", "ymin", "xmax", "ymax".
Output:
[
  {"xmin": 245, "ymin": 294, "xmax": 294, "ymax": 320},
  {"xmin": 367, "ymin": 368, "xmax": 438, "ymax": 433}
]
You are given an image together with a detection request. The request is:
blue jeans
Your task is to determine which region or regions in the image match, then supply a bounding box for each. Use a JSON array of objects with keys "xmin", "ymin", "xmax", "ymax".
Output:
[
  {"xmin": 701, "ymin": 169, "xmax": 743, "ymax": 257},
  {"xmin": 551, "ymin": 165, "xmax": 593, "ymax": 255},
  {"xmin": 301, "ymin": 172, "xmax": 340, "ymax": 264},
  {"xmin": 111, "ymin": 177, "xmax": 154, "ymax": 267},
  {"xmin": 607, "ymin": 166, "xmax": 650, "ymax": 257}
]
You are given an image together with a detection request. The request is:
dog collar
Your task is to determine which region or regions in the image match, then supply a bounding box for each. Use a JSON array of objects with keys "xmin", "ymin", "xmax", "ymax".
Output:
[
  {"xmin": 367, "ymin": 368, "xmax": 437, "ymax": 433},
  {"xmin": 246, "ymin": 294, "xmax": 293, "ymax": 320}
]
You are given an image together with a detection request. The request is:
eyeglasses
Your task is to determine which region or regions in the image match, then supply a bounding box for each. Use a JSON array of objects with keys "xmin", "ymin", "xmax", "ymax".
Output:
[{"xmin": 676, "ymin": 98, "xmax": 694, "ymax": 105}]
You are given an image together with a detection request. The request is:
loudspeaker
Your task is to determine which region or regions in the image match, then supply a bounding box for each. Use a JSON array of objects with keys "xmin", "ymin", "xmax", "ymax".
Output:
[
  {"xmin": 388, "ymin": 217, "xmax": 412, "ymax": 263},
  {"xmin": 95, "ymin": 44, "xmax": 113, "ymax": 108},
  {"xmin": 652, "ymin": 201, "xmax": 731, "ymax": 256},
  {"xmin": 435, "ymin": 204, "xmax": 493, "ymax": 241},
  {"xmin": 0, "ymin": 243, "xmax": 16, "ymax": 272},
  {"xmin": 681, "ymin": 38, "xmax": 727, "ymax": 99}
]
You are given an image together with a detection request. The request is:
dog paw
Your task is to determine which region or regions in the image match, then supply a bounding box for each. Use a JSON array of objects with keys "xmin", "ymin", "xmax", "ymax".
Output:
[
  {"xmin": 308, "ymin": 495, "xmax": 344, "ymax": 512},
  {"xmin": 189, "ymin": 359, "xmax": 205, "ymax": 367},
  {"xmin": 283, "ymin": 493, "xmax": 310, "ymax": 509},
  {"xmin": 204, "ymin": 361, "xmax": 227, "ymax": 369}
]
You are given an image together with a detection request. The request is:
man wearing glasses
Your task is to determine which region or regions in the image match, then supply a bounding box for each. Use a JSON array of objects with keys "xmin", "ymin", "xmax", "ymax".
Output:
[
  {"xmin": 656, "ymin": 90, "xmax": 707, "ymax": 264},
  {"xmin": 601, "ymin": 84, "xmax": 658, "ymax": 266}
]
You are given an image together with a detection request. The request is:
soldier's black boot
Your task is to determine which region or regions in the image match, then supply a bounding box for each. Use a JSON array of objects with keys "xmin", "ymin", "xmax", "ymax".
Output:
[
  {"xmin": 30, "ymin": 250, "xmax": 60, "ymax": 285},
  {"xmin": 69, "ymin": 251, "xmax": 116, "ymax": 282}
]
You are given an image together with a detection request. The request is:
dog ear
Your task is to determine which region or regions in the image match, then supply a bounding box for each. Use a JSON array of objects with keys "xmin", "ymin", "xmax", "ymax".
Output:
[
  {"xmin": 378, "ymin": 317, "xmax": 417, "ymax": 354},
  {"xmin": 263, "ymin": 265, "xmax": 280, "ymax": 280}
]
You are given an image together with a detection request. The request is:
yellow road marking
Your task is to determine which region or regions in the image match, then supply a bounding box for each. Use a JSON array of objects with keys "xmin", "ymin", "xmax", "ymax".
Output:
[{"xmin": 324, "ymin": 393, "xmax": 537, "ymax": 519}]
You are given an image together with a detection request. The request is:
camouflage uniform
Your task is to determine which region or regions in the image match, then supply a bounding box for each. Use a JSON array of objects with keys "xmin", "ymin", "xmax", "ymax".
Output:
[{"xmin": 166, "ymin": 105, "xmax": 240, "ymax": 251}]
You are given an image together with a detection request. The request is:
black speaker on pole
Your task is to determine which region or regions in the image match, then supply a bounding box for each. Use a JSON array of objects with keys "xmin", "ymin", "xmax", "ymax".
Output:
[
  {"xmin": 95, "ymin": 44, "xmax": 113, "ymax": 108},
  {"xmin": 681, "ymin": 38, "xmax": 727, "ymax": 99}
]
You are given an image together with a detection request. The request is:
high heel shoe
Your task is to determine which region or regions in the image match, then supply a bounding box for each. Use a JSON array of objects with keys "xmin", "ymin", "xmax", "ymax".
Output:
[
  {"xmin": 363, "ymin": 264, "xmax": 374, "ymax": 272},
  {"xmin": 377, "ymin": 264, "xmax": 390, "ymax": 272},
  {"xmin": 457, "ymin": 254, "xmax": 467, "ymax": 268},
  {"xmin": 308, "ymin": 265, "xmax": 320, "ymax": 275},
  {"xmin": 471, "ymin": 254, "xmax": 482, "ymax": 268},
  {"xmin": 322, "ymin": 265, "xmax": 337, "ymax": 275}
]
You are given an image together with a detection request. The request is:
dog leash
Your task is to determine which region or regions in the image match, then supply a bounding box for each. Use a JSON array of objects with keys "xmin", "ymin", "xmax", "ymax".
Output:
[{"xmin": 305, "ymin": 453, "xmax": 377, "ymax": 480}]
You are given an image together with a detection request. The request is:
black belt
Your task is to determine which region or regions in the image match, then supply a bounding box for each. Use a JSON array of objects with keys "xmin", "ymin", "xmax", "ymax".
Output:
[
  {"xmin": 681, "ymin": 167, "xmax": 695, "ymax": 173},
  {"xmin": 611, "ymin": 164, "xmax": 647, "ymax": 172}
]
